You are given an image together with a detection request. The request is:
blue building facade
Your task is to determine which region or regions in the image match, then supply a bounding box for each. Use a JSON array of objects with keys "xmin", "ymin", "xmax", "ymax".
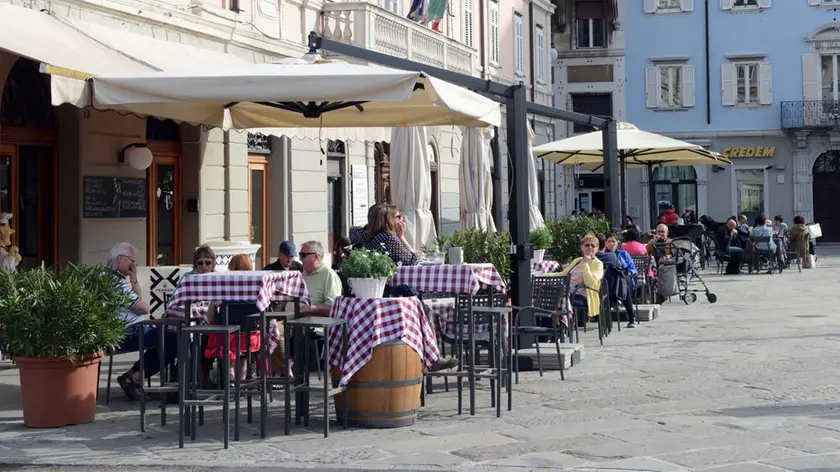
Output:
[{"xmin": 623, "ymin": 0, "xmax": 840, "ymax": 240}]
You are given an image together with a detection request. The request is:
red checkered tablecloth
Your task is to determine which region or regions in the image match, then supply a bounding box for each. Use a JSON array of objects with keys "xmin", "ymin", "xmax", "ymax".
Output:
[
  {"xmin": 531, "ymin": 261, "xmax": 562, "ymax": 273},
  {"xmin": 327, "ymin": 296, "xmax": 440, "ymax": 386},
  {"xmin": 392, "ymin": 264, "xmax": 505, "ymax": 295},
  {"xmin": 165, "ymin": 271, "xmax": 308, "ymax": 354},
  {"xmin": 167, "ymin": 271, "xmax": 309, "ymax": 311}
]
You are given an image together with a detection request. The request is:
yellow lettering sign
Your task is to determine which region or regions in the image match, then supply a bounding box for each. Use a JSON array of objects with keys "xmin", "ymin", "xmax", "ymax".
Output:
[{"xmin": 722, "ymin": 146, "xmax": 775, "ymax": 158}]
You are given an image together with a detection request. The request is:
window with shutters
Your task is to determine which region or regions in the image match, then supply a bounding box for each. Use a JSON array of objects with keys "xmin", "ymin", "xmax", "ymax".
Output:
[
  {"xmin": 822, "ymin": 55, "xmax": 840, "ymax": 102},
  {"xmin": 645, "ymin": 63, "xmax": 695, "ymax": 109},
  {"xmin": 722, "ymin": 61, "xmax": 772, "ymax": 106},
  {"xmin": 575, "ymin": 1, "xmax": 605, "ymax": 48},
  {"xmin": 380, "ymin": 0, "xmax": 400, "ymax": 14},
  {"xmin": 722, "ymin": 0, "xmax": 771, "ymax": 10},
  {"xmin": 489, "ymin": 0, "xmax": 500, "ymax": 65},
  {"xmin": 535, "ymin": 25, "xmax": 546, "ymax": 84},
  {"xmin": 514, "ymin": 13, "xmax": 525, "ymax": 76},
  {"xmin": 644, "ymin": 0, "xmax": 693, "ymax": 13},
  {"xmin": 463, "ymin": 0, "xmax": 475, "ymax": 48}
]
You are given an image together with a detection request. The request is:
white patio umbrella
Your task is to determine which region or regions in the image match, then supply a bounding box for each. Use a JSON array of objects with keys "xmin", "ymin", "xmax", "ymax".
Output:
[
  {"xmin": 390, "ymin": 127, "xmax": 437, "ymax": 253},
  {"xmin": 83, "ymin": 59, "xmax": 502, "ymax": 129},
  {"xmin": 527, "ymin": 122, "xmax": 546, "ymax": 231},
  {"xmin": 532, "ymin": 122, "xmax": 730, "ymax": 223},
  {"xmin": 458, "ymin": 127, "xmax": 496, "ymax": 231}
]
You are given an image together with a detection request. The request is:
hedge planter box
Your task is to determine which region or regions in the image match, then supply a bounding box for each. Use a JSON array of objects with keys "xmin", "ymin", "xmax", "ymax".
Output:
[{"xmin": 16, "ymin": 353, "xmax": 102, "ymax": 428}]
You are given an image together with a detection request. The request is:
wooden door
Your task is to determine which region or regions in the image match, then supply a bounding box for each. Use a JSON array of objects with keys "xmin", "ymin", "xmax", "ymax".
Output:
[
  {"xmin": 249, "ymin": 156, "xmax": 269, "ymax": 269},
  {"xmin": 147, "ymin": 145, "xmax": 182, "ymax": 266}
]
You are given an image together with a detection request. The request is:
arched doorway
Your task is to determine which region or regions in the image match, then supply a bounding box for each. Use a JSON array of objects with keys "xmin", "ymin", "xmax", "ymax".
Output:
[
  {"xmin": 813, "ymin": 151, "xmax": 840, "ymax": 242},
  {"xmin": 652, "ymin": 166, "xmax": 697, "ymax": 220},
  {"xmin": 0, "ymin": 58, "xmax": 56, "ymax": 268}
]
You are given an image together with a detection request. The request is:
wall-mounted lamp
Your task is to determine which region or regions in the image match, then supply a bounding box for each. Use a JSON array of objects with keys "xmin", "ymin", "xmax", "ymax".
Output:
[
  {"xmin": 712, "ymin": 165, "xmax": 727, "ymax": 173},
  {"xmin": 118, "ymin": 143, "xmax": 153, "ymax": 171}
]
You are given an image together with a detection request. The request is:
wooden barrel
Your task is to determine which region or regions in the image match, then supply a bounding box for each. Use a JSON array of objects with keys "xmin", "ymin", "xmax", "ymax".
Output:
[{"xmin": 332, "ymin": 339, "xmax": 422, "ymax": 428}]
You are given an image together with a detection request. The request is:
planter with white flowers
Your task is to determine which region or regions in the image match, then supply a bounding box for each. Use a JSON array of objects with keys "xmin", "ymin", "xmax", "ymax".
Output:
[{"xmin": 341, "ymin": 249, "xmax": 397, "ymax": 299}]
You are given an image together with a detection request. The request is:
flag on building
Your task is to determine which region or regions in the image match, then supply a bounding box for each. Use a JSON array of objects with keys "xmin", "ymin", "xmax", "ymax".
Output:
[
  {"xmin": 407, "ymin": 0, "xmax": 426, "ymax": 22},
  {"xmin": 426, "ymin": 0, "xmax": 446, "ymax": 32}
]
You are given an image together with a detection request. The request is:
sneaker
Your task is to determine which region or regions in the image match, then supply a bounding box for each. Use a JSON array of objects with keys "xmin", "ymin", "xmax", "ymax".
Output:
[
  {"xmin": 626, "ymin": 322, "xmax": 636, "ymax": 328},
  {"xmin": 428, "ymin": 357, "xmax": 458, "ymax": 372}
]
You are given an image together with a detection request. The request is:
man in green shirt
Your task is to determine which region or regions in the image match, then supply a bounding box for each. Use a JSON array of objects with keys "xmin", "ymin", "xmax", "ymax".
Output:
[{"xmin": 299, "ymin": 240, "xmax": 343, "ymax": 316}]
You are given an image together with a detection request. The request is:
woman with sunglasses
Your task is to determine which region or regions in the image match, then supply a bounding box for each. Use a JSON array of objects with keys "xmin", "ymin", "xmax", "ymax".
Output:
[
  {"xmin": 557, "ymin": 233, "xmax": 604, "ymax": 328},
  {"xmin": 349, "ymin": 203, "xmax": 418, "ymax": 267},
  {"xmin": 181, "ymin": 244, "xmax": 217, "ymax": 278}
]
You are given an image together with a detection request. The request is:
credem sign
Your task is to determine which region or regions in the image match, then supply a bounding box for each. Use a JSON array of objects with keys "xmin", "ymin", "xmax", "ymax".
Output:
[{"xmin": 722, "ymin": 146, "xmax": 775, "ymax": 158}]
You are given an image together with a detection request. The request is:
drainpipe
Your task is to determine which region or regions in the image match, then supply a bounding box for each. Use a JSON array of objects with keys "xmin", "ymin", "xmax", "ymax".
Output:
[
  {"xmin": 705, "ymin": 0, "xmax": 711, "ymax": 124},
  {"xmin": 529, "ymin": 1, "xmax": 536, "ymax": 102},
  {"xmin": 479, "ymin": 0, "xmax": 486, "ymax": 78}
]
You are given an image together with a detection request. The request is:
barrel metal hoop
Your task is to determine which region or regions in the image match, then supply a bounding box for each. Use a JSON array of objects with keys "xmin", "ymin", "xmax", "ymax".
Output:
[{"xmin": 347, "ymin": 377, "xmax": 423, "ymax": 389}]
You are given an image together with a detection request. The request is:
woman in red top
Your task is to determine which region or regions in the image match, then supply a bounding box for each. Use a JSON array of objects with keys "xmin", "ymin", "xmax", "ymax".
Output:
[{"xmin": 205, "ymin": 253, "xmax": 261, "ymax": 381}]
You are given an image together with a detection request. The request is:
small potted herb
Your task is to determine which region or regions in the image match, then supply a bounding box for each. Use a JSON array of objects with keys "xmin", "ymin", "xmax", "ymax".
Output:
[
  {"xmin": 341, "ymin": 249, "xmax": 397, "ymax": 298},
  {"xmin": 0, "ymin": 265, "xmax": 130, "ymax": 427},
  {"xmin": 530, "ymin": 226, "xmax": 554, "ymax": 264}
]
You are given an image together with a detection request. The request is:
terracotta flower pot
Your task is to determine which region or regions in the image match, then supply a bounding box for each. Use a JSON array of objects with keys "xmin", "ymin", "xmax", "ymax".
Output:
[{"xmin": 14, "ymin": 353, "xmax": 102, "ymax": 428}]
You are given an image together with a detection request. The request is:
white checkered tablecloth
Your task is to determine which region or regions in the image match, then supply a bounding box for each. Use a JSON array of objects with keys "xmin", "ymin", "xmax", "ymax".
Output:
[
  {"xmin": 532, "ymin": 261, "xmax": 562, "ymax": 273},
  {"xmin": 327, "ymin": 296, "xmax": 440, "ymax": 386},
  {"xmin": 165, "ymin": 271, "xmax": 308, "ymax": 354},
  {"xmin": 392, "ymin": 264, "xmax": 505, "ymax": 295}
]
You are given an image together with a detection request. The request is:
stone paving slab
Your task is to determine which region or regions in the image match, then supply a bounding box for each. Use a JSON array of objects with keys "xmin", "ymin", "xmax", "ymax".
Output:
[{"xmin": 4, "ymin": 250, "xmax": 840, "ymax": 470}]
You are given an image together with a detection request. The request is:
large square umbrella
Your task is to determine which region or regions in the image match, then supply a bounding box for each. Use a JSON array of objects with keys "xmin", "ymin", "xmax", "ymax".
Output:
[
  {"xmin": 532, "ymin": 122, "xmax": 730, "ymax": 224},
  {"xmin": 81, "ymin": 59, "xmax": 502, "ymax": 129}
]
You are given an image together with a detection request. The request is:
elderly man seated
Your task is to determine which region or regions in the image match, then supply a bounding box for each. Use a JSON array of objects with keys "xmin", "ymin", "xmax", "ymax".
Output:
[
  {"xmin": 646, "ymin": 224, "xmax": 672, "ymax": 259},
  {"xmin": 751, "ymin": 215, "xmax": 784, "ymax": 273},
  {"xmin": 108, "ymin": 243, "xmax": 179, "ymax": 400}
]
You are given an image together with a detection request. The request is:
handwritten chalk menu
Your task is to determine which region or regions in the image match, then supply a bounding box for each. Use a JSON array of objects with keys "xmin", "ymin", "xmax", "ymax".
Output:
[{"xmin": 83, "ymin": 176, "xmax": 147, "ymax": 219}]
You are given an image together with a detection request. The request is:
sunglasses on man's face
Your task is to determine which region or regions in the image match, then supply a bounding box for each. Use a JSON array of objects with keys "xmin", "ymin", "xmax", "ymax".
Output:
[
  {"xmin": 196, "ymin": 260, "xmax": 213, "ymax": 267},
  {"xmin": 299, "ymin": 252, "xmax": 316, "ymax": 259}
]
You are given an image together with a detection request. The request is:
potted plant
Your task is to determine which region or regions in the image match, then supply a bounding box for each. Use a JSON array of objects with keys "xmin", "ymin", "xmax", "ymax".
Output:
[
  {"xmin": 530, "ymin": 226, "xmax": 554, "ymax": 264},
  {"xmin": 341, "ymin": 249, "xmax": 397, "ymax": 298},
  {"xmin": 0, "ymin": 265, "xmax": 130, "ymax": 427}
]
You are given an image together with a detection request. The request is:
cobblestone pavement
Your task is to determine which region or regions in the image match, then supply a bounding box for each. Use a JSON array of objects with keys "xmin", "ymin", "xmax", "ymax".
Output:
[{"xmin": 3, "ymin": 249, "xmax": 840, "ymax": 471}]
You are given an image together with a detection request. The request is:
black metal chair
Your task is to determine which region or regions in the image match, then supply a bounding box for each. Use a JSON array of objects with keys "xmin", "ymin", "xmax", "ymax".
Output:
[
  {"xmin": 748, "ymin": 235, "xmax": 777, "ymax": 274},
  {"xmin": 424, "ymin": 293, "xmax": 508, "ymax": 417},
  {"xmin": 418, "ymin": 291, "xmax": 458, "ymax": 403},
  {"xmin": 178, "ymin": 324, "xmax": 241, "ymax": 449},
  {"xmin": 512, "ymin": 275, "xmax": 571, "ymax": 384},
  {"xmin": 284, "ymin": 316, "xmax": 349, "ymax": 438},
  {"xmin": 630, "ymin": 254, "xmax": 652, "ymax": 313}
]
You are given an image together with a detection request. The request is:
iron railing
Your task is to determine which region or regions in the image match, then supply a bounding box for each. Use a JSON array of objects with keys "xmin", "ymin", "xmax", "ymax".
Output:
[{"xmin": 781, "ymin": 100, "xmax": 840, "ymax": 130}]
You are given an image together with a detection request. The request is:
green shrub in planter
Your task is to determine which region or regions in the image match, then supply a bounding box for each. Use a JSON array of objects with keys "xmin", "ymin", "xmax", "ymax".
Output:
[
  {"xmin": 445, "ymin": 229, "xmax": 511, "ymax": 286},
  {"xmin": 529, "ymin": 226, "xmax": 554, "ymax": 250},
  {"xmin": 0, "ymin": 265, "xmax": 131, "ymax": 427},
  {"xmin": 0, "ymin": 265, "xmax": 130, "ymax": 359},
  {"xmin": 341, "ymin": 248, "xmax": 398, "ymax": 279},
  {"xmin": 545, "ymin": 216, "xmax": 611, "ymax": 264}
]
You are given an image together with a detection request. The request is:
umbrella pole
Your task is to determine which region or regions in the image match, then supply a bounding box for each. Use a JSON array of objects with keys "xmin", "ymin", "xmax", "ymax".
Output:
[
  {"xmin": 647, "ymin": 164, "xmax": 656, "ymax": 230},
  {"xmin": 620, "ymin": 153, "xmax": 627, "ymax": 226}
]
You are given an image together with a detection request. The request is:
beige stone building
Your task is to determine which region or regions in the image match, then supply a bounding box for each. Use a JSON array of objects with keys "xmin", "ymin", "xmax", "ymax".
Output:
[{"xmin": 0, "ymin": 0, "xmax": 558, "ymax": 274}]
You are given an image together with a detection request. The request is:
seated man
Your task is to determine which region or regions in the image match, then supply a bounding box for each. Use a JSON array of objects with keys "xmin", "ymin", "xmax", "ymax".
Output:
[
  {"xmin": 716, "ymin": 219, "xmax": 746, "ymax": 275},
  {"xmin": 109, "ymin": 243, "xmax": 179, "ymax": 400},
  {"xmin": 263, "ymin": 241, "xmax": 303, "ymax": 272},
  {"xmin": 646, "ymin": 224, "xmax": 672, "ymax": 259},
  {"xmin": 298, "ymin": 241, "xmax": 343, "ymax": 316},
  {"xmin": 751, "ymin": 215, "xmax": 784, "ymax": 273}
]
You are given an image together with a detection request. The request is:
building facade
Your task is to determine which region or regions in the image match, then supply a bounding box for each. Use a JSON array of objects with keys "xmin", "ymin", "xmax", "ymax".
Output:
[
  {"xmin": 551, "ymin": 0, "xmax": 625, "ymax": 217},
  {"xmin": 0, "ymin": 0, "xmax": 556, "ymax": 279},
  {"xmin": 624, "ymin": 0, "xmax": 840, "ymax": 240}
]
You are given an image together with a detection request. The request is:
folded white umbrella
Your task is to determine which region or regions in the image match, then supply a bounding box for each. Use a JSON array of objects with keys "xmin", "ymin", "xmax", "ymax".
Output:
[
  {"xmin": 459, "ymin": 127, "xmax": 496, "ymax": 231},
  {"xmin": 527, "ymin": 122, "xmax": 546, "ymax": 231},
  {"xmin": 390, "ymin": 127, "xmax": 437, "ymax": 253},
  {"xmin": 86, "ymin": 60, "xmax": 502, "ymax": 129}
]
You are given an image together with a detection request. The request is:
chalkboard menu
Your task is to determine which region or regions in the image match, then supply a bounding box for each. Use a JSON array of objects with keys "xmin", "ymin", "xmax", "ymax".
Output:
[{"xmin": 83, "ymin": 176, "xmax": 147, "ymax": 219}]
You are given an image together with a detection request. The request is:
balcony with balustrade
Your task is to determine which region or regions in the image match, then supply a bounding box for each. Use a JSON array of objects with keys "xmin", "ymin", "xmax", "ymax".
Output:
[
  {"xmin": 319, "ymin": 2, "xmax": 477, "ymax": 77},
  {"xmin": 781, "ymin": 101, "xmax": 840, "ymax": 131}
]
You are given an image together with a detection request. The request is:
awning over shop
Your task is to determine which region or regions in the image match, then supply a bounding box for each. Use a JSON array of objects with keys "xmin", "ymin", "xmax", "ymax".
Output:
[{"xmin": 0, "ymin": 3, "xmax": 393, "ymax": 142}]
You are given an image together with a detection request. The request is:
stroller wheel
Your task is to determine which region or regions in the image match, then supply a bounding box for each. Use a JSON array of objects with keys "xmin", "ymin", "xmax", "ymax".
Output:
[
  {"xmin": 707, "ymin": 293, "xmax": 718, "ymax": 303},
  {"xmin": 684, "ymin": 293, "xmax": 697, "ymax": 305}
]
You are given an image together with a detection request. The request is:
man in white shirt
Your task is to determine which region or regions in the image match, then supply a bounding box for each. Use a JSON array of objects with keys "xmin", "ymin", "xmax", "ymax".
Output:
[{"xmin": 108, "ymin": 243, "xmax": 178, "ymax": 400}]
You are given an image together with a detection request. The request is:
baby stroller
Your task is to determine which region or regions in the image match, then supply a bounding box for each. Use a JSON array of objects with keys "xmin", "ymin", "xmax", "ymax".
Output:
[{"xmin": 652, "ymin": 237, "xmax": 718, "ymax": 305}]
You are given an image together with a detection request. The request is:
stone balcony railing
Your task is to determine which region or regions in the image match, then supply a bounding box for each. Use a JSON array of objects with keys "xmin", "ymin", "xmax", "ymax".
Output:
[{"xmin": 320, "ymin": 2, "xmax": 477, "ymax": 77}]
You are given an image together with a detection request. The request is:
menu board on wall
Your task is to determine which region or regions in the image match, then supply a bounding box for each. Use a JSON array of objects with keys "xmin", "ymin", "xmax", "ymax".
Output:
[{"xmin": 83, "ymin": 176, "xmax": 147, "ymax": 219}]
